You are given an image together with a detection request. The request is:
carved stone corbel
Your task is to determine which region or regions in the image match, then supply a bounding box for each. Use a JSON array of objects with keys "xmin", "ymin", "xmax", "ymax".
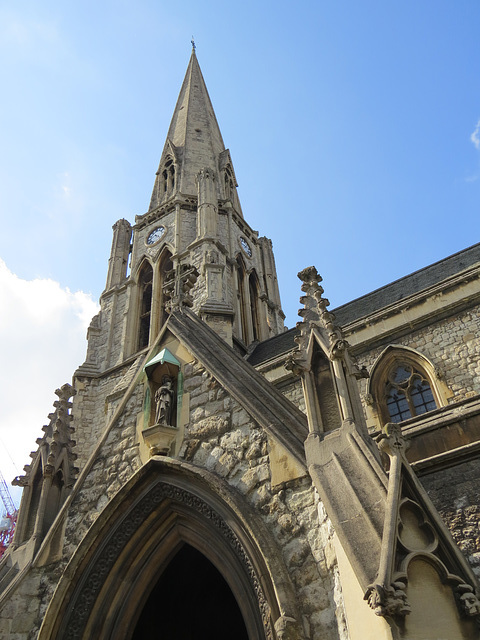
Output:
[
  {"xmin": 456, "ymin": 583, "xmax": 480, "ymax": 619},
  {"xmin": 274, "ymin": 615, "xmax": 305, "ymax": 639}
]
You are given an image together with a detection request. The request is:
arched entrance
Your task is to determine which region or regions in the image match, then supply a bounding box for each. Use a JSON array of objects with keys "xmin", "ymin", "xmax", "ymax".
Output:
[
  {"xmin": 132, "ymin": 544, "xmax": 249, "ymax": 639},
  {"xmin": 39, "ymin": 462, "xmax": 299, "ymax": 640}
]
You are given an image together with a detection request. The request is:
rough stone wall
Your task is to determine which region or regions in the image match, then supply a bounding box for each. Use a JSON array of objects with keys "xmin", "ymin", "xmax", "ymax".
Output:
[
  {"xmin": 73, "ymin": 357, "xmax": 143, "ymax": 470},
  {"xmin": 350, "ymin": 305, "xmax": 480, "ymax": 577},
  {"xmin": 354, "ymin": 305, "xmax": 480, "ymax": 406},
  {"xmin": 177, "ymin": 209, "xmax": 197, "ymax": 252},
  {"xmin": 62, "ymin": 384, "xmax": 144, "ymax": 563},
  {"xmin": 275, "ymin": 377, "xmax": 306, "ymax": 416},
  {"xmin": 421, "ymin": 460, "xmax": 480, "ymax": 579},
  {"xmin": 180, "ymin": 360, "xmax": 348, "ymax": 640},
  {"xmin": 1, "ymin": 355, "xmax": 350, "ymax": 639},
  {"xmin": 217, "ymin": 210, "xmax": 228, "ymax": 248},
  {"xmin": 106, "ymin": 288, "xmax": 129, "ymax": 369},
  {"xmin": 0, "ymin": 382, "xmax": 145, "ymax": 640},
  {"xmin": 0, "ymin": 568, "xmax": 43, "ymax": 640}
]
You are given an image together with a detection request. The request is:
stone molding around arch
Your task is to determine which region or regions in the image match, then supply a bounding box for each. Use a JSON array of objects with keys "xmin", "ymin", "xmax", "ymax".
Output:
[{"xmin": 39, "ymin": 459, "xmax": 303, "ymax": 640}]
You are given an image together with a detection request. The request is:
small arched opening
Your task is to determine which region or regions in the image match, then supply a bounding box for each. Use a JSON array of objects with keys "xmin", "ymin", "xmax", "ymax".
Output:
[{"xmin": 162, "ymin": 157, "xmax": 176, "ymax": 196}]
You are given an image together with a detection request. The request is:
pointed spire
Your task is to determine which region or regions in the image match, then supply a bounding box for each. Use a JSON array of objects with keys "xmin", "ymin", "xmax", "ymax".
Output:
[{"xmin": 149, "ymin": 50, "xmax": 227, "ymax": 210}]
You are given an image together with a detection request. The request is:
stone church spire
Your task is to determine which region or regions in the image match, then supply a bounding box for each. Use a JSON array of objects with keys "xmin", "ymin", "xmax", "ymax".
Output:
[
  {"xmin": 89, "ymin": 51, "xmax": 284, "ymax": 374},
  {"xmin": 149, "ymin": 49, "xmax": 239, "ymax": 212}
]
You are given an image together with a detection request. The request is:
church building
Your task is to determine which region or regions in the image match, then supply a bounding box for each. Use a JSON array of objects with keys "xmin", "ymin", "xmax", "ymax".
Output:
[{"xmin": 0, "ymin": 48, "xmax": 479, "ymax": 639}]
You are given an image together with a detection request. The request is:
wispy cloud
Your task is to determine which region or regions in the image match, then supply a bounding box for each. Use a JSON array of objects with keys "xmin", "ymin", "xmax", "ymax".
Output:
[
  {"xmin": 470, "ymin": 118, "xmax": 480, "ymax": 151},
  {"xmin": 0, "ymin": 10, "xmax": 61, "ymax": 53},
  {"xmin": 0, "ymin": 261, "xmax": 98, "ymax": 504},
  {"xmin": 59, "ymin": 171, "xmax": 72, "ymax": 199}
]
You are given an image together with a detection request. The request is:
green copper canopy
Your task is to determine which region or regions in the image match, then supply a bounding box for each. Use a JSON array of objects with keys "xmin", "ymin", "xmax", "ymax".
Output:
[{"xmin": 144, "ymin": 348, "xmax": 180, "ymax": 378}]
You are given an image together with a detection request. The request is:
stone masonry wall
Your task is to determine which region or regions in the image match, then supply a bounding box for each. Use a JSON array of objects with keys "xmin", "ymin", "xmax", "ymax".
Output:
[
  {"xmin": 275, "ymin": 376, "xmax": 306, "ymax": 416},
  {"xmin": 1, "ymin": 355, "xmax": 350, "ymax": 640},
  {"xmin": 179, "ymin": 360, "xmax": 349, "ymax": 640},
  {"xmin": 351, "ymin": 305, "xmax": 480, "ymax": 579},
  {"xmin": 73, "ymin": 356, "xmax": 143, "ymax": 471},
  {"xmin": 354, "ymin": 305, "xmax": 480, "ymax": 407},
  {"xmin": 0, "ymin": 382, "xmax": 145, "ymax": 640},
  {"xmin": 421, "ymin": 460, "xmax": 480, "ymax": 579}
]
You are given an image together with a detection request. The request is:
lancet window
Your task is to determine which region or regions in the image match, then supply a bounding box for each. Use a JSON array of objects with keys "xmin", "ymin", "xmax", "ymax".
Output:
[
  {"xmin": 224, "ymin": 165, "xmax": 235, "ymax": 201},
  {"xmin": 138, "ymin": 262, "xmax": 154, "ymax": 350},
  {"xmin": 249, "ymin": 272, "xmax": 260, "ymax": 342},
  {"xmin": 236, "ymin": 256, "xmax": 249, "ymax": 344},
  {"xmin": 161, "ymin": 158, "xmax": 175, "ymax": 195}
]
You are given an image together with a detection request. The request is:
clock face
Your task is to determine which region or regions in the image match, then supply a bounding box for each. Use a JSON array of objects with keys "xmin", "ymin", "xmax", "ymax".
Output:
[
  {"xmin": 146, "ymin": 226, "xmax": 166, "ymax": 245},
  {"xmin": 240, "ymin": 236, "xmax": 252, "ymax": 258}
]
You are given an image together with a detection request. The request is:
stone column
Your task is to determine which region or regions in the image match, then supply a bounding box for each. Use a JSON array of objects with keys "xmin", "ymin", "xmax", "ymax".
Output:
[
  {"xmin": 196, "ymin": 168, "xmax": 217, "ymax": 239},
  {"xmin": 105, "ymin": 219, "xmax": 132, "ymax": 290}
]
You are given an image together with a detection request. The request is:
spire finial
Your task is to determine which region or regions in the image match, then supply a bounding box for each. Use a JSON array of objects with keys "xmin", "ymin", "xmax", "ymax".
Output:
[{"xmin": 191, "ymin": 36, "xmax": 196, "ymax": 52}]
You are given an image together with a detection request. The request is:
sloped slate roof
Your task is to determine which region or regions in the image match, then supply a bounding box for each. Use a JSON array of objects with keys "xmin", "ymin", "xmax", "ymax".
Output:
[
  {"xmin": 334, "ymin": 242, "xmax": 480, "ymax": 326},
  {"xmin": 247, "ymin": 327, "xmax": 299, "ymax": 366},
  {"xmin": 247, "ymin": 242, "xmax": 480, "ymax": 367}
]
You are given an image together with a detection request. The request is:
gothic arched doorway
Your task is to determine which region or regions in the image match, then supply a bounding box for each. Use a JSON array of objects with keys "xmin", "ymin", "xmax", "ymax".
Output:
[
  {"xmin": 39, "ymin": 463, "xmax": 293, "ymax": 640},
  {"xmin": 132, "ymin": 544, "xmax": 249, "ymax": 640}
]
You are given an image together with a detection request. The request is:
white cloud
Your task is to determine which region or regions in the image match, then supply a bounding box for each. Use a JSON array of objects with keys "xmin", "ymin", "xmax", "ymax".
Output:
[
  {"xmin": 470, "ymin": 118, "xmax": 480, "ymax": 151},
  {"xmin": 0, "ymin": 261, "xmax": 98, "ymax": 507}
]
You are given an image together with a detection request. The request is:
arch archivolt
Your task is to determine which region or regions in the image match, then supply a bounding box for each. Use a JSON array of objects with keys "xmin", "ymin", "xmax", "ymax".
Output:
[{"xmin": 39, "ymin": 459, "xmax": 302, "ymax": 640}]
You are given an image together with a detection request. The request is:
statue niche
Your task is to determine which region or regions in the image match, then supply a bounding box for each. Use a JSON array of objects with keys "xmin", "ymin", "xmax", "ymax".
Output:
[
  {"xmin": 141, "ymin": 348, "xmax": 180, "ymax": 456},
  {"xmin": 154, "ymin": 375, "xmax": 175, "ymax": 427}
]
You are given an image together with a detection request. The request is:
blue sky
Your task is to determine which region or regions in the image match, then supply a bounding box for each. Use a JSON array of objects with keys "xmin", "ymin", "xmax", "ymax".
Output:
[{"xmin": 1, "ymin": 1, "xmax": 480, "ymax": 502}]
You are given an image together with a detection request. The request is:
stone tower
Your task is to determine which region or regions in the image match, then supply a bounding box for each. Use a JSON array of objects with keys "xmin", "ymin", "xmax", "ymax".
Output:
[{"xmin": 89, "ymin": 47, "xmax": 284, "ymax": 375}]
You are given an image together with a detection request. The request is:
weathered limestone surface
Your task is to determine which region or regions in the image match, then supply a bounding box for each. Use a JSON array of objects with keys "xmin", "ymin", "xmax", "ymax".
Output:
[
  {"xmin": 180, "ymin": 359, "xmax": 348, "ymax": 640},
  {"xmin": 73, "ymin": 357, "xmax": 143, "ymax": 470},
  {"xmin": 421, "ymin": 460, "xmax": 480, "ymax": 578},
  {"xmin": 0, "ymin": 383, "xmax": 145, "ymax": 639},
  {"xmin": 0, "ymin": 353, "xmax": 349, "ymax": 640},
  {"xmin": 355, "ymin": 305, "xmax": 480, "ymax": 406},
  {"xmin": 348, "ymin": 304, "xmax": 480, "ymax": 575},
  {"xmin": 3, "ymin": 49, "xmax": 480, "ymax": 640},
  {"xmin": 276, "ymin": 377, "xmax": 306, "ymax": 415}
]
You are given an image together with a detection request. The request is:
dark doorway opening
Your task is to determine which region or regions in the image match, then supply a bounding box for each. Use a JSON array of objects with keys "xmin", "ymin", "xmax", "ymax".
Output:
[{"xmin": 132, "ymin": 544, "xmax": 249, "ymax": 639}]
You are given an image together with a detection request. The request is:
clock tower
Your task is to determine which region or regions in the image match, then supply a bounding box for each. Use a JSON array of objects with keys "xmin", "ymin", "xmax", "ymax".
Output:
[{"xmin": 92, "ymin": 47, "xmax": 284, "ymax": 374}]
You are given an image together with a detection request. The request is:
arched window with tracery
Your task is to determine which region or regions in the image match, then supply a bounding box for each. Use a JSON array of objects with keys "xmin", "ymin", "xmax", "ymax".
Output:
[
  {"xmin": 385, "ymin": 363, "xmax": 436, "ymax": 422},
  {"xmin": 138, "ymin": 262, "xmax": 153, "ymax": 350},
  {"xmin": 368, "ymin": 347, "xmax": 444, "ymax": 426}
]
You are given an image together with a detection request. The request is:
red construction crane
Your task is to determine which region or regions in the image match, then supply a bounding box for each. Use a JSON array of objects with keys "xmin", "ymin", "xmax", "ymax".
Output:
[{"xmin": 0, "ymin": 470, "xmax": 17, "ymax": 559}]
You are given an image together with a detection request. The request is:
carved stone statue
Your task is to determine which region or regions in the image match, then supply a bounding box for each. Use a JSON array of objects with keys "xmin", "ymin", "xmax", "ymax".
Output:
[{"xmin": 154, "ymin": 375, "xmax": 174, "ymax": 426}]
